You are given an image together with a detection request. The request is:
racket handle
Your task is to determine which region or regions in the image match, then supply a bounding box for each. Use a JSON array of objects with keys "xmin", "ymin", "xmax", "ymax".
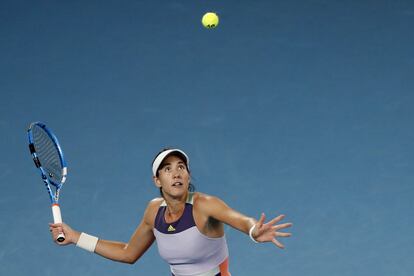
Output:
[{"xmin": 52, "ymin": 204, "xmax": 65, "ymax": 242}]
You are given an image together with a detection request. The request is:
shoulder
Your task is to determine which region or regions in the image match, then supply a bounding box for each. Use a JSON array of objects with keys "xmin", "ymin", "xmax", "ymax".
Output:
[
  {"xmin": 147, "ymin": 197, "xmax": 164, "ymax": 213},
  {"xmin": 143, "ymin": 197, "xmax": 164, "ymax": 226},
  {"xmin": 194, "ymin": 192, "xmax": 218, "ymax": 204},
  {"xmin": 149, "ymin": 197, "xmax": 164, "ymax": 206},
  {"xmin": 193, "ymin": 192, "xmax": 228, "ymax": 215}
]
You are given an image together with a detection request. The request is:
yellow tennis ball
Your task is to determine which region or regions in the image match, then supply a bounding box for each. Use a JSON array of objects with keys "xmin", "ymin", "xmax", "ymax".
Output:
[{"xmin": 201, "ymin": 12, "xmax": 219, "ymax": 29}]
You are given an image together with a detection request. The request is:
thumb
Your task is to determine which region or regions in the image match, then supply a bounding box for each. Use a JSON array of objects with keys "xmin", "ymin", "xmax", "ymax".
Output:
[{"xmin": 257, "ymin": 213, "xmax": 266, "ymax": 228}]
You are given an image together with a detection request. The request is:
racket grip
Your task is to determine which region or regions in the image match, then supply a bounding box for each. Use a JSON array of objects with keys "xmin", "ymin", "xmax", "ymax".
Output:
[{"xmin": 51, "ymin": 204, "xmax": 65, "ymax": 242}]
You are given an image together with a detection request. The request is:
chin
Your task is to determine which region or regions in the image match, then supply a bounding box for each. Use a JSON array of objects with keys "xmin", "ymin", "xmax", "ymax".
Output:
[{"xmin": 169, "ymin": 188, "xmax": 188, "ymax": 197}]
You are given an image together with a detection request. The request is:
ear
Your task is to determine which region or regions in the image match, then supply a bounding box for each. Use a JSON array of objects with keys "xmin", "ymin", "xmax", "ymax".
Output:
[{"xmin": 153, "ymin": 176, "xmax": 162, "ymax": 188}]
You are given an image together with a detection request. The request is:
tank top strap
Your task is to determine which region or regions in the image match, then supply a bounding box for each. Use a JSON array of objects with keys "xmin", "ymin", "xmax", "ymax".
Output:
[{"xmin": 186, "ymin": 192, "xmax": 194, "ymax": 205}]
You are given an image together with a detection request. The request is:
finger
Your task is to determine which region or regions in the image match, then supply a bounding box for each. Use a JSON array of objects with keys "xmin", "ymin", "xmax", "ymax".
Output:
[
  {"xmin": 272, "ymin": 222, "xmax": 293, "ymax": 231},
  {"xmin": 267, "ymin": 214, "xmax": 285, "ymax": 226},
  {"xmin": 51, "ymin": 227, "xmax": 63, "ymax": 235},
  {"xmin": 275, "ymin": 232, "xmax": 292, "ymax": 238},
  {"xmin": 52, "ymin": 226, "xmax": 63, "ymax": 232},
  {"xmin": 49, "ymin": 222, "xmax": 63, "ymax": 228},
  {"xmin": 272, "ymin": 238, "xmax": 285, "ymax": 249}
]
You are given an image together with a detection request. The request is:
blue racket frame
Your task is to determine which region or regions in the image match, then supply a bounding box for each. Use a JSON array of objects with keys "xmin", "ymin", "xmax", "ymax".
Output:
[{"xmin": 28, "ymin": 122, "xmax": 67, "ymax": 204}]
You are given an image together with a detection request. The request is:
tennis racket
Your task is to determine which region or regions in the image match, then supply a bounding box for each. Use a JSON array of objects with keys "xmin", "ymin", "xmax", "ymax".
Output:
[{"xmin": 28, "ymin": 122, "xmax": 67, "ymax": 242}]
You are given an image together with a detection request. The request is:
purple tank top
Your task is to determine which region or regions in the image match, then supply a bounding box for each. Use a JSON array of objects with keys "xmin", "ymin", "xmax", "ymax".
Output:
[{"xmin": 153, "ymin": 193, "xmax": 229, "ymax": 276}]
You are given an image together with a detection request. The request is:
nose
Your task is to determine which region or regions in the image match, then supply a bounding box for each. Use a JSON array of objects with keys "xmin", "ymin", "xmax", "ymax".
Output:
[{"xmin": 172, "ymin": 168, "xmax": 181, "ymax": 178}]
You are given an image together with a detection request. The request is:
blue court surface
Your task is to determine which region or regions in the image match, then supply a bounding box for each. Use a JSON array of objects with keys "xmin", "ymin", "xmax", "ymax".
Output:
[{"xmin": 1, "ymin": 1, "xmax": 413, "ymax": 275}]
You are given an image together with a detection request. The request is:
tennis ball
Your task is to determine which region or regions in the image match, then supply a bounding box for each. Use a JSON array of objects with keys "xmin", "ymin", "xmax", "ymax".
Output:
[{"xmin": 202, "ymin": 12, "xmax": 219, "ymax": 29}]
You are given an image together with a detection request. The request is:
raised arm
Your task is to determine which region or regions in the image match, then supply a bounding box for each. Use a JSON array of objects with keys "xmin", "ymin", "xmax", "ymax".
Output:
[
  {"xmin": 49, "ymin": 200, "xmax": 158, "ymax": 263},
  {"xmin": 197, "ymin": 195, "xmax": 292, "ymax": 248}
]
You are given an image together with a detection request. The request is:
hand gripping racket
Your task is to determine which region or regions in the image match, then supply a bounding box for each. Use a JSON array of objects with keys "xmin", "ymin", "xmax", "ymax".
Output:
[{"xmin": 28, "ymin": 122, "xmax": 67, "ymax": 242}]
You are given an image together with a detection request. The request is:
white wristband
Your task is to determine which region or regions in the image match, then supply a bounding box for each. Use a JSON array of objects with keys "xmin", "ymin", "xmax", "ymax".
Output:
[
  {"xmin": 76, "ymin": 232, "xmax": 98, "ymax": 252},
  {"xmin": 249, "ymin": 224, "xmax": 259, "ymax": 243}
]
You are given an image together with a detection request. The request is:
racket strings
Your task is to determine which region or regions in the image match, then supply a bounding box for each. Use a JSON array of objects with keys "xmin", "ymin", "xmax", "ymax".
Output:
[{"xmin": 32, "ymin": 126, "xmax": 64, "ymax": 184}]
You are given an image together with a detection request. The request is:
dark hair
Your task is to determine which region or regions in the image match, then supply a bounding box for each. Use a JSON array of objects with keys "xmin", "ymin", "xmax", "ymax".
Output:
[{"xmin": 152, "ymin": 148, "xmax": 195, "ymax": 197}]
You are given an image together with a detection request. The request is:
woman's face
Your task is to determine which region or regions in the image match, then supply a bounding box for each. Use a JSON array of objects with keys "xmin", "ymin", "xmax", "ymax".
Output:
[{"xmin": 154, "ymin": 155, "xmax": 190, "ymax": 198}]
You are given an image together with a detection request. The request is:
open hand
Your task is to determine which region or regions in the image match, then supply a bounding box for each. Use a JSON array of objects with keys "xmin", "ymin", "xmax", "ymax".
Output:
[{"xmin": 252, "ymin": 213, "xmax": 292, "ymax": 249}]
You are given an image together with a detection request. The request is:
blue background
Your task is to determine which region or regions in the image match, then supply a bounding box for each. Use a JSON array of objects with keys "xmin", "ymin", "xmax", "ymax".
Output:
[{"xmin": 1, "ymin": 1, "xmax": 413, "ymax": 275}]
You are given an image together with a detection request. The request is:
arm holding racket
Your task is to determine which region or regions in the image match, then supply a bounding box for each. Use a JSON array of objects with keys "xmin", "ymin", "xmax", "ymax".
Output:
[{"xmin": 48, "ymin": 200, "xmax": 157, "ymax": 264}]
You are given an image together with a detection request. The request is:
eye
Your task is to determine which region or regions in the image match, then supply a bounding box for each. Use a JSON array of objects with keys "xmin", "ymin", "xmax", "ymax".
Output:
[{"xmin": 164, "ymin": 166, "xmax": 171, "ymax": 172}]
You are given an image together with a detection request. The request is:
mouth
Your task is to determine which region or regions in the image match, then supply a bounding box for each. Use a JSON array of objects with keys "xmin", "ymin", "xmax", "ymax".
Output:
[{"xmin": 172, "ymin": 182, "xmax": 183, "ymax": 187}]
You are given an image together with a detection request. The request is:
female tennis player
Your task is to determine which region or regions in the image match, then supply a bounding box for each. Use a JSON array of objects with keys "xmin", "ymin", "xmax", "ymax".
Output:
[{"xmin": 49, "ymin": 148, "xmax": 292, "ymax": 276}]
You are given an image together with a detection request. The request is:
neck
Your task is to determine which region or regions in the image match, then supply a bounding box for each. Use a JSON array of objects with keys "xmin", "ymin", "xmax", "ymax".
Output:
[{"xmin": 164, "ymin": 192, "xmax": 188, "ymax": 220}]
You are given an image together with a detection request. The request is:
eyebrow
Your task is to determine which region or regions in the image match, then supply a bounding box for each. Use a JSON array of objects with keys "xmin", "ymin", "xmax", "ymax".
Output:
[{"xmin": 159, "ymin": 161, "xmax": 186, "ymax": 169}]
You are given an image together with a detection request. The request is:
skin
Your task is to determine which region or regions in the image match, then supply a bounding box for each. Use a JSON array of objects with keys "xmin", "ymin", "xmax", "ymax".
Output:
[{"xmin": 49, "ymin": 155, "xmax": 293, "ymax": 264}]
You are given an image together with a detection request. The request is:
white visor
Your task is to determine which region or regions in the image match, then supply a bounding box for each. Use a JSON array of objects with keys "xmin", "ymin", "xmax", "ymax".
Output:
[{"xmin": 152, "ymin": 149, "xmax": 190, "ymax": 176}]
